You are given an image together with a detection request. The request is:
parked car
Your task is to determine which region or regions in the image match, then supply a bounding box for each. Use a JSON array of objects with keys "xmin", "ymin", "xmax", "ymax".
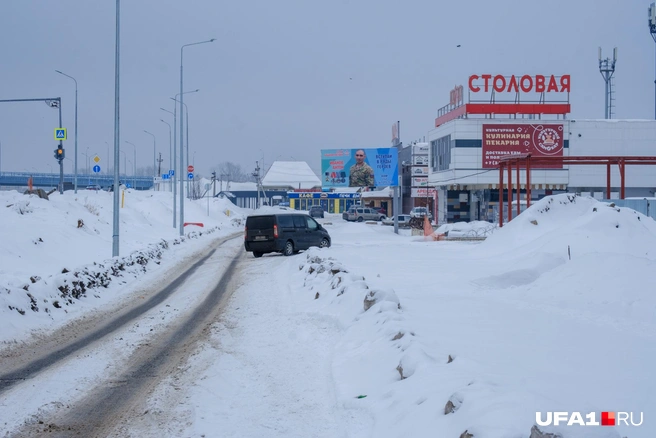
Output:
[
  {"xmin": 85, "ymin": 184, "xmax": 102, "ymax": 191},
  {"xmin": 309, "ymin": 205, "xmax": 325, "ymax": 218},
  {"xmin": 244, "ymin": 212, "xmax": 331, "ymax": 257},
  {"xmin": 342, "ymin": 206, "xmax": 386, "ymax": 222},
  {"xmin": 409, "ymin": 207, "xmax": 433, "ymax": 221},
  {"xmin": 381, "ymin": 214, "xmax": 412, "ymax": 227}
]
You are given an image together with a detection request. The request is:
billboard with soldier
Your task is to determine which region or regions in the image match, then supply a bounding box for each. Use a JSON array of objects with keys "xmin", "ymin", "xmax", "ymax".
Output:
[{"xmin": 320, "ymin": 148, "xmax": 399, "ymax": 188}]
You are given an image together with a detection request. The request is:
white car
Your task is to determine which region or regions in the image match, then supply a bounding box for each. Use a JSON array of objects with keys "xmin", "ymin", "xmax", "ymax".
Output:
[
  {"xmin": 409, "ymin": 207, "xmax": 433, "ymax": 221},
  {"xmin": 381, "ymin": 214, "xmax": 411, "ymax": 227}
]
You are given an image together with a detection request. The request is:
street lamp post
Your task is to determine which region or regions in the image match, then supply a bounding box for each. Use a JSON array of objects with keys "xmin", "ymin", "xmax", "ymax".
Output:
[
  {"xmin": 144, "ymin": 130, "xmax": 156, "ymax": 179},
  {"xmin": 127, "ymin": 158, "xmax": 132, "ymax": 188},
  {"xmin": 180, "ymin": 38, "xmax": 215, "ymax": 236},
  {"xmin": 105, "ymin": 141, "xmax": 110, "ymax": 175},
  {"xmin": 171, "ymin": 90, "xmax": 197, "ymax": 200},
  {"xmin": 125, "ymin": 141, "xmax": 137, "ymax": 189},
  {"xmin": 650, "ymin": 3, "xmax": 656, "ymax": 119},
  {"xmin": 161, "ymin": 108, "xmax": 177, "ymax": 228},
  {"xmin": 81, "ymin": 151, "xmax": 89, "ymax": 184},
  {"xmin": 120, "ymin": 150, "xmax": 127, "ymax": 179},
  {"xmin": 159, "ymin": 119, "xmax": 172, "ymax": 193},
  {"xmin": 55, "ymin": 70, "xmax": 78, "ymax": 193},
  {"xmin": 112, "ymin": 0, "xmax": 121, "ymax": 257}
]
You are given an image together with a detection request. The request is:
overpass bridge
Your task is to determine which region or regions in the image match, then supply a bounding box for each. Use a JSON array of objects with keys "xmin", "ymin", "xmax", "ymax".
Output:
[{"xmin": 0, "ymin": 172, "xmax": 154, "ymax": 191}]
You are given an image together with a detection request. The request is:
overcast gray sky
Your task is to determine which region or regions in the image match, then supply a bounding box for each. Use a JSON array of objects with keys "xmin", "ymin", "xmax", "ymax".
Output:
[{"xmin": 0, "ymin": 0, "xmax": 653, "ymax": 178}]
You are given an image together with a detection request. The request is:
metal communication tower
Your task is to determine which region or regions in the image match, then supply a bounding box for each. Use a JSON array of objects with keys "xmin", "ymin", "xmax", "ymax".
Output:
[
  {"xmin": 649, "ymin": 3, "xmax": 656, "ymax": 119},
  {"xmin": 598, "ymin": 47, "xmax": 617, "ymax": 119}
]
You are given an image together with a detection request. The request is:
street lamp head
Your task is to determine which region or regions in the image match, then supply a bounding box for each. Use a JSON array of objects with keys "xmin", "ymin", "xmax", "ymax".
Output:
[
  {"xmin": 55, "ymin": 69, "xmax": 63, "ymax": 74},
  {"xmin": 210, "ymin": 38, "xmax": 216, "ymax": 42}
]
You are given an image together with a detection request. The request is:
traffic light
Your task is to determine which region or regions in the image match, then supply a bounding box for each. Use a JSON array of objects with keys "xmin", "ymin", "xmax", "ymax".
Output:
[
  {"xmin": 54, "ymin": 147, "xmax": 64, "ymax": 161},
  {"xmin": 211, "ymin": 171, "xmax": 216, "ymax": 181}
]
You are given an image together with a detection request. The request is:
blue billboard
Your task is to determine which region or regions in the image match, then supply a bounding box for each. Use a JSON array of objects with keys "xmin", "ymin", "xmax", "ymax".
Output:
[{"xmin": 321, "ymin": 148, "xmax": 398, "ymax": 188}]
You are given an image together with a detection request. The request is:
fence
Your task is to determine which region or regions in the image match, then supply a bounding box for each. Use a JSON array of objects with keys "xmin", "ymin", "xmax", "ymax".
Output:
[{"xmin": 601, "ymin": 198, "xmax": 656, "ymax": 221}]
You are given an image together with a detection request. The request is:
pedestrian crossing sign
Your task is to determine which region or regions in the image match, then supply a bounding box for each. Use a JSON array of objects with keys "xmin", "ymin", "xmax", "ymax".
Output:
[{"xmin": 54, "ymin": 128, "xmax": 67, "ymax": 140}]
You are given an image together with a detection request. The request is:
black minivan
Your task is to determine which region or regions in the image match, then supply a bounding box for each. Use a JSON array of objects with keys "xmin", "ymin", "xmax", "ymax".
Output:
[{"xmin": 244, "ymin": 213, "xmax": 331, "ymax": 257}]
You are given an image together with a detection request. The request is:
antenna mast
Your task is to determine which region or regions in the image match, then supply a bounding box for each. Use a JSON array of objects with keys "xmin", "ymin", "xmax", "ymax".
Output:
[{"xmin": 598, "ymin": 47, "xmax": 617, "ymax": 119}]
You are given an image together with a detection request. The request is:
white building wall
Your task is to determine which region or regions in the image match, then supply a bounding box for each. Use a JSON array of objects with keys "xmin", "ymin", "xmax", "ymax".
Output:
[{"xmin": 568, "ymin": 120, "xmax": 656, "ymax": 189}]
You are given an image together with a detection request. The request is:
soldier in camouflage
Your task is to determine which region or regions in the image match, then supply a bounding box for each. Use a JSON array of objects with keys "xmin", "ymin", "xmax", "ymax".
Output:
[{"xmin": 349, "ymin": 149, "xmax": 374, "ymax": 187}]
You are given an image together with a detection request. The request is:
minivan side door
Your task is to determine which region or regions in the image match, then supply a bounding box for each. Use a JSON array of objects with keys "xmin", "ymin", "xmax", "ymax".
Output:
[
  {"xmin": 277, "ymin": 214, "xmax": 296, "ymax": 239},
  {"xmin": 304, "ymin": 216, "xmax": 322, "ymax": 247},
  {"xmin": 292, "ymin": 215, "xmax": 309, "ymax": 249}
]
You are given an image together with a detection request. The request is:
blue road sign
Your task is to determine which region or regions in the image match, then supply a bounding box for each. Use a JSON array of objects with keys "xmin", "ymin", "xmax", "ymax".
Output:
[
  {"xmin": 54, "ymin": 128, "xmax": 67, "ymax": 140},
  {"xmin": 168, "ymin": 169, "xmax": 174, "ymax": 176},
  {"xmin": 162, "ymin": 173, "xmax": 170, "ymax": 180},
  {"xmin": 125, "ymin": 183, "xmax": 131, "ymax": 188},
  {"xmin": 188, "ymin": 172, "xmax": 194, "ymax": 180},
  {"xmin": 93, "ymin": 165, "xmax": 100, "ymax": 173}
]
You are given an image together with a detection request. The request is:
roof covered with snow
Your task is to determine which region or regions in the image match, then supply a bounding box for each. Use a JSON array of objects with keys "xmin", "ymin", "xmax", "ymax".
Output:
[{"xmin": 262, "ymin": 161, "xmax": 321, "ymax": 190}]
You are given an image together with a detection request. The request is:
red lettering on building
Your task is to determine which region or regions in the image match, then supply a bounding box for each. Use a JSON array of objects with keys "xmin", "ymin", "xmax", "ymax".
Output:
[
  {"xmin": 481, "ymin": 74, "xmax": 492, "ymax": 92},
  {"xmin": 493, "ymin": 75, "xmax": 506, "ymax": 93},
  {"xmin": 468, "ymin": 75, "xmax": 571, "ymax": 93},
  {"xmin": 469, "ymin": 75, "xmax": 480, "ymax": 92}
]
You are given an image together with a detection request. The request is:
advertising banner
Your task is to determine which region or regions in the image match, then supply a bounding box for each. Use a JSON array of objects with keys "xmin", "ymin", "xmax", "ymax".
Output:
[
  {"xmin": 321, "ymin": 148, "xmax": 398, "ymax": 188},
  {"xmin": 413, "ymin": 144, "xmax": 429, "ymax": 154},
  {"xmin": 482, "ymin": 124, "xmax": 564, "ymax": 169},
  {"xmin": 413, "ymin": 155, "xmax": 429, "ymax": 165},
  {"xmin": 412, "ymin": 177, "xmax": 428, "ymax": 187},
  {"xmin": 411, "ymin": 166, "xmax": 429, "ymax": 176},
  {"xmin": 411, "ymin": 188, "xmax": 437, "ymax": 197}
]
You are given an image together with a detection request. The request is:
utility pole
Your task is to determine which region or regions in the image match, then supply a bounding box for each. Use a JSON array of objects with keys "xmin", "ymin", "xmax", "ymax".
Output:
[
  {"xmin": 211, "ymin": 171, "xmax": 216, "ymax": 197},
  {"xmin": 253, "ymin": 162, "xmax": 260, "ymax": 208},
  {"xmin": 157, "ymin": 152, "xmax": 163, "ymax": 176}
]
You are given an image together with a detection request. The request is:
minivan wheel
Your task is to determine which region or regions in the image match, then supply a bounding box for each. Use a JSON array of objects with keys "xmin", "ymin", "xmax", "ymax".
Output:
[
  {"xmin": 253, "ymin": 251, "xmax": 263, "ymax": 258},
  {"xmin": 319, "ymin": 238, "xmax": 330, "ymax": 248},
  {"xmin": 283, "ymin": 241, "xmax": 294, "ymax": 256},
  {"xmin": 357, "ymin": 216, "xmax": 364, "ymax": 222}
]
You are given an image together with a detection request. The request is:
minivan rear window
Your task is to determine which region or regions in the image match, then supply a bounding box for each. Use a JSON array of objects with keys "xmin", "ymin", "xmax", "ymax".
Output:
[{"xmin": 246, "ymin": 216, "xmax": 274, "ymax": 229}]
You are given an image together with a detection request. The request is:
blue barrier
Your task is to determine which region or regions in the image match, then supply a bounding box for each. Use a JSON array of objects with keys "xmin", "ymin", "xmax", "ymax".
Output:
[{"xmin": 0, "ymin": 172, "xmax": 154, "ymax": 191}]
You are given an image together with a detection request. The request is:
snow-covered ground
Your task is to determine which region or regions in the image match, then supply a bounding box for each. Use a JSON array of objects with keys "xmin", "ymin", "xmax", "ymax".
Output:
[{"xmin": 1, "ymin": 190, "xmax": 654, "ymax": 438}]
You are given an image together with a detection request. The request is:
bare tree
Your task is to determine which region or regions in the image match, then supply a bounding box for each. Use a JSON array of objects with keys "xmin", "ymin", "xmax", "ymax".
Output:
[{"xmin": 211, "ymin": 162, "xmax": 253, "ymax": 183}]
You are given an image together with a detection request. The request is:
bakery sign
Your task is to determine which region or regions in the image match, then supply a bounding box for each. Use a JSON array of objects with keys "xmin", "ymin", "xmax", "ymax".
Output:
[{"xmin": 482, "ymin": 124, "xmax": 564, "ymax": 169}]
